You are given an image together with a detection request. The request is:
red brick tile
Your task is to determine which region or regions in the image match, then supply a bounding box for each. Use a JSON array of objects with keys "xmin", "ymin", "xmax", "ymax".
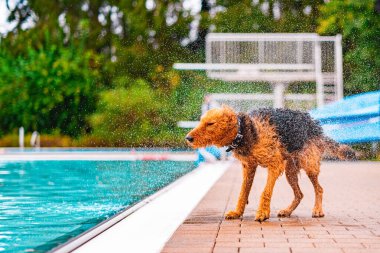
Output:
[
  {"xmin": 291, "ymin": 248, "xmax": 343, "ymax": 253},
  {"xmin": 265, "ymin": 242, "xmax": 314, "ymax": 248},
  {"xmin": 342, "ymin": 249, "xmax": 380, "ymax": 253},
  {"xmin": 213, "ymin": 247, "xmax": 238, "ymax": 253},
  {"xmin": 215, "ymin": 236, "xmax": 239, "ymax": 242},
  {"xmin": 363, "ymin": 243, "xmax": 380, "ymax": 249},
  {"xmin": 161, "ymin": 162, "xmax": 380, "ymax": 253},
  {"xmin": 240, "ymin": 237, "xmax": 287, "ymax": 243},
  {"xmin": 161, "ymin": 247, "xmax": 212, "ymax": 253},
  {"xmin": 215, "ymin": 241, "xmax": 264, "ymax": 248},
  {"xmin": 287, "ymin": 238, "xmax": 335, "ymax": 243},
  {"xmin": 240, "ymin": 248, "xmax": 290, "ymax": 253}
]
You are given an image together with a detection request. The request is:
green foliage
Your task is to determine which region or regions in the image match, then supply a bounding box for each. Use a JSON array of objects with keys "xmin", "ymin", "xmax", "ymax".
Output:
[
  {"xmin": 318, "ymin": 0, "xmax": 380, "ymax": 94},
  {"xmin": 214, "ymin": 0, "xmax": 324, "ymax": 33},
  {"xmin": 89, "ymin": 80, "xmax": 183, "ymax": 147},
  {"xmin": 0, "ymin": 35, "xmax": 100, "ymax": 136}
]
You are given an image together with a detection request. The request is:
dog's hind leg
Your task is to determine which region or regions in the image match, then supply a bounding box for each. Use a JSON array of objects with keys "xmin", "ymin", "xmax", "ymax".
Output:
[
  {"xmin": 225, "ymin": 161, "xmax": 257, "ymax": 219},
  {"xmin": 278, "ymin": 161, "xmax": 303, "ymax": 217},
  {"xmin": 300, "ymin": 142, "xmax": 325, "ymax": 218},
  {"xmin": 307, "ymin": 170, "xmax": 324, "ymax": 218}
]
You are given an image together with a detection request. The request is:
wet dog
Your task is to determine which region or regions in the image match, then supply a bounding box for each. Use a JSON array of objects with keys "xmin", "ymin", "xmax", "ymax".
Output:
[{"xmin": 185, "ymin": 106, "xmax": 355, "ymax": 222}]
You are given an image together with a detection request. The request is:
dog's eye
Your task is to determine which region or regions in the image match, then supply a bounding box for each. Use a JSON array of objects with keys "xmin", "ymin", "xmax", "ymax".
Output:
[{"xmin": 207, "ymin": 122, "xmax": 215, "ymax": 126}]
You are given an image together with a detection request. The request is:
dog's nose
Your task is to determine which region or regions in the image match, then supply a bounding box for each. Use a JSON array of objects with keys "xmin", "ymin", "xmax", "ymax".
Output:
[{"xmin": 185, "ymin": 135, "xmax": 194, "ymax": 143}]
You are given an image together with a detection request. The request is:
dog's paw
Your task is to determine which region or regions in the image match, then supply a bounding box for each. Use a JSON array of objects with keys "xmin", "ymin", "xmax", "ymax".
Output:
[
  {"xmin": 225, "ymin": 210, "xmax": 241, "ymax": 219},
  {"xmin": 254, "ymin": 209, "xmax": 270, "ymax": 222},
  {"xmin": 312, "ymin": 209, "xmax": 325, "ymax": 218},
  {"xmin": 277, "ymin": 209, "xmax": 292, "ymax": 218}
]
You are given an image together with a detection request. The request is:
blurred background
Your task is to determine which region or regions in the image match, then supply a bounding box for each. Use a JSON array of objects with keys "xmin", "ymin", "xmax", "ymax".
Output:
[{"xmin": 0, "ymin": 0, "xmax": 378, "ymax": 149}]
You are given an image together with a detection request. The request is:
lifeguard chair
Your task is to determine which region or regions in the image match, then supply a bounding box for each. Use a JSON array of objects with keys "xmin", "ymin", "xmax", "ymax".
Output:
[{"xmin": 174, "ymin": 33, "xmax": 343, "ymax": 113}]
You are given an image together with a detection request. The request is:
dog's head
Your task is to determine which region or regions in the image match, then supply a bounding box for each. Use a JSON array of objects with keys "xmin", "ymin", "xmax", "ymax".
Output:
[{"xmin": 185, "ymin": 105, "xmax": 238, "ymax": 148}]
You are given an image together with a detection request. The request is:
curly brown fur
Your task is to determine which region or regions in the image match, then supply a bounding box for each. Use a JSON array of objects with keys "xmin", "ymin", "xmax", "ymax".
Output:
[
  {"xmin": 186, "ymin": 106, "xmax": 356, "ymax": 222},
  {"xmin": 322, "ymin": 136, "xmax": 357, "ymax": 160}
]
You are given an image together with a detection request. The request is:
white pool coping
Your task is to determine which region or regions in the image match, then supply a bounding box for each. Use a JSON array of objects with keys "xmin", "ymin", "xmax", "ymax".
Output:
[{"xmin": 53, "ymin": 161, "xmax": 231, "ymax": 253}]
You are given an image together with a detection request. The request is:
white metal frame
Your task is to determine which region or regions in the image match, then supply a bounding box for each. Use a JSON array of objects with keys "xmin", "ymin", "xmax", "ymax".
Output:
[{"xmin": 174, "ymin": 33, "xmax": 343, "ymax": 108}]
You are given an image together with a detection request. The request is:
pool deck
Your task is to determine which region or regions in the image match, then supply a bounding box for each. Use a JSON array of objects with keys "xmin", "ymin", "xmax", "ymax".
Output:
[{"xmin": 162, "ymin": 161, "xmax": 380, "ymax": 253}]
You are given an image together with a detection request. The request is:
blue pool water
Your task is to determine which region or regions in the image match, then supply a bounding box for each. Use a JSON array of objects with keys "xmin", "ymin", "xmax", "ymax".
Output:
[{"xmin": 0, "ymin": 160, "xmax": 195, "ymax": 252}]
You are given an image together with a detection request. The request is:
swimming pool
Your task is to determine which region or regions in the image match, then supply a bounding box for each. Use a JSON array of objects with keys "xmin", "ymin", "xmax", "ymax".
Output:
[{"xmin": 0, "ymin": 160, "xmax": 196, "ymax": 252}]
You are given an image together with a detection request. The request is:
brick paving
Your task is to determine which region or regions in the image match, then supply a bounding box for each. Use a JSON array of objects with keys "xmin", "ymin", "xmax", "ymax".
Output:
[{"xmin": 162, "ymin": 161, "xmax": 380, "ymax": 253}]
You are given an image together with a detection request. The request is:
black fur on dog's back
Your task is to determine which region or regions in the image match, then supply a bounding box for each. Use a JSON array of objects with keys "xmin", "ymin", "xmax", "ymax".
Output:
[{"xmin": 250, "ymin": 108, "xmax": 323, "ymax": 153}]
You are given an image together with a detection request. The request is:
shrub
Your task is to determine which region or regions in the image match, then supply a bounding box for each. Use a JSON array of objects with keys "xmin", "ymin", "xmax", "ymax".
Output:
[
  {"xmin": 0, "ymin": 133, "xmax": 72, "ymax": 147},
  {"xmin": 0, "ymin": 35, "xmax": 100, "ymax": 137},
  {"xmin": 88, "ymin": 80, "xmax": 182, "ymax": 147}
]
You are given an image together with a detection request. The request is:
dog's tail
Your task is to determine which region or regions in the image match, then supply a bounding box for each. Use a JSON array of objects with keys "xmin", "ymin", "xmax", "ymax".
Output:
[{"xmin": 322, "ymin": 136, "xmax": 358, "ymax": 160}]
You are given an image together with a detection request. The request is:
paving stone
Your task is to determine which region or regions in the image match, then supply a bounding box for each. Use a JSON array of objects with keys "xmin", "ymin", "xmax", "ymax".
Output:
[{"xmin": 161, "ymin": 161, "xmax": 380, "ymax": 253}]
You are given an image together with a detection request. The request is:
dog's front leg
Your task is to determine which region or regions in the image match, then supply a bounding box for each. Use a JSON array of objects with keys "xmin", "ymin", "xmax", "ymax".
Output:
[
  {"xmin": 225, "ymin": 162, "xmax": 257, "ymax": 219},
  {"xmin": 255, "ymin": 168, "xmax": 281, "ymax": 222}
]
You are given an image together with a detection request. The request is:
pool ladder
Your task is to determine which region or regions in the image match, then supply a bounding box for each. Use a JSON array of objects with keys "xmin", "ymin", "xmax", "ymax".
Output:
[{"xmin": 30, "ymin": 131, "xmax": 40, "ymax": 148}]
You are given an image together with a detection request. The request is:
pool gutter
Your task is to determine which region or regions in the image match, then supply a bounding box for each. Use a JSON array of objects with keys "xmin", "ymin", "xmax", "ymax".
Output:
[
  {"xmin": 50, "ymin": 161, "xmax": 232, "ymax": 253},
  {"xmin": 0, "ymin": 152, "xmax": 196, "ymax": 161}
]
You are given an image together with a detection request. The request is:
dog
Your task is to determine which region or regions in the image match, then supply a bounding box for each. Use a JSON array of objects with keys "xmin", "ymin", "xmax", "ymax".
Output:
[{"xmin": 185, "ymin": 105, "xmax": 355, "ymax": 222}]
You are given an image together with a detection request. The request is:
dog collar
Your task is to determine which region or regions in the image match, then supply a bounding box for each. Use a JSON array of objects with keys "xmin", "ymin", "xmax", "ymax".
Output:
[{"xmin": 226, "ymin": 115, "xmax": 244, "ymax": 152}]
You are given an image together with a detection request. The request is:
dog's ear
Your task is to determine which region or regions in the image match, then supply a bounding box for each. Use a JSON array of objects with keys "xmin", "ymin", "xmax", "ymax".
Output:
[{"xmin": 221, "ymin": 104, "xmax": 234, "ymax": 112}]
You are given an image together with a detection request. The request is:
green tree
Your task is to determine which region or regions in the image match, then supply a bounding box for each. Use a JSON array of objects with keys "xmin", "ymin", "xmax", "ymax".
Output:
[
  {"xmin": 213, "ymin": 0, "xmax": 324, "ymax": 33},
  {"xmin": 0, "ymin": 34, "xmax": 100, "ymax": 136},
  {"xmin": 318, "ymin": 0, "xmax": 380, "ymax": 94},
  {"xmin": 1, "ymin": 0, "xmax": 197, "ymax": 142},
  {"xmin": 5, "ymin": 0, "xmax": 197, "ymax": 88}
]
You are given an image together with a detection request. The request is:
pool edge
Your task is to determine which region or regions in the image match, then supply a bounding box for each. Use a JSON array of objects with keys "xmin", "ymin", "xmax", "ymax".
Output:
[{"xmin": 51, "ymin": 161, "xmax": 232, "ymax": 253}]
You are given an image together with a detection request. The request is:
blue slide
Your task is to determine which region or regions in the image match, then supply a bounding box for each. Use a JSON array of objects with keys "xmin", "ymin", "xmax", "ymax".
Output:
[{"xmin": 310, "ymin": 91, "xmax": 380, "ymax": 144}]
